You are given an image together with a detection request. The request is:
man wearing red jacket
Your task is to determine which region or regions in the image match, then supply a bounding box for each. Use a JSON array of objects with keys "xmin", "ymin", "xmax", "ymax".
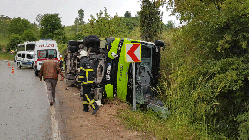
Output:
[{"xmin": 39, "ymin": 54, "xmax": 65, "ymax": 106}]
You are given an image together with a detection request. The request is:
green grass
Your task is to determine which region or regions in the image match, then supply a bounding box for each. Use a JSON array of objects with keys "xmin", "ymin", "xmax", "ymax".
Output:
[
  {"xmin": 0, "ymin": 52, "xmax": 15, "ymax": 61},
  {"xmin": 115, "ymin": 103, "xmax": 200, "ymax": 140},
  {"xmin": 0, "ymin": 33, "xmax": 8, "ymax": 44}
]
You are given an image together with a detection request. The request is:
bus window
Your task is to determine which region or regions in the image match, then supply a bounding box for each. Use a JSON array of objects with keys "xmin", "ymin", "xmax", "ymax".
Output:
[{"xmin": 26, "ymin": 44, "xmax": 35, "ymax": 51}]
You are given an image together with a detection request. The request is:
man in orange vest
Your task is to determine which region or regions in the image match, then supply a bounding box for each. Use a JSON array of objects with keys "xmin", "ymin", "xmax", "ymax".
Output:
[{"xmin": 39, "ymin": 54, "xmax": 65, "ymax": 106}]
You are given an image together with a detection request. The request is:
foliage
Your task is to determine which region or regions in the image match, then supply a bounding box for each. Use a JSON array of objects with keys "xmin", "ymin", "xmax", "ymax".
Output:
[
  {"xmin": 0, "ymin": 15, "xmax": 10, "ymax": 37},
  {"xmin": 116, "ymin": 102, "xmax": 200, "ymax": 139},
  {"xmin": 7, "ymin": 34, "xmax": 22, "ymax": 51},
  {"xmin": 140, "ymin": 0, "xmax": 164, "ymax": 42},
  {"xmin": 66, "ymin": 8, "xmax": 141, "ymax": 40},
  {"xmin": 85, "ymin": 7, "xmax": 128, "ymax": 38},
  {"xmin": 4, "ymin": 17, "xmax": 38, "ymax": 50},
  {"xmin": 159, "ymin": 0, "xmax": 249, "ymax": 139},
  {"xmin": 40, "ymin": 13, "xmax": 65, "ymax": 40},
  {"xmin": 0, "ymin": 51, "xmax": 15, "ymax": 60},
  {"xmin": 236, "ymin": 109, "xmax": 249, "ymax": 140},
  {"xmin": 122, "ymin": 17, "xmax": 140, "ymax": 31},
  {"xmin": 30, "ymin": 22, "xmax": 40, "ymax": 38},
  {"xmin": 53, "ymin": 28, "xmax": 67, "ymax": 44},
  {"xmin": 57, "ymin": 44, "xmax": 67, "ymax": 57},
  {"xmin": 72, "ymin": 9, "xmax": 85, "ymax": 34},
  {"xmin": 77, "ymin": 9, "xmax": 85, "ymax": 25},
  {"xmin": 8, "ymin": 17, "xmax": 32, "ymax": 36},
  {"xmin": 128, "ymin": 27, "xmax": 141, "ymax": 40},
  {"xmin": 0, "ymin": 16, "xmax": 10, "ymax": 50},
  {"xmin": 124, "ymin": 11, "xmax": 131, "ymax": 18},
  {"xmin": 135, "ymin": 11, "xmax": 140, "ymax": 17},
  {"xmin": 21, "ymin": 29, "xmax": 37, "ymax": 41},
  {"xmin": 164, "ymin": 20, "xmax": 174, "ymax": 30}
]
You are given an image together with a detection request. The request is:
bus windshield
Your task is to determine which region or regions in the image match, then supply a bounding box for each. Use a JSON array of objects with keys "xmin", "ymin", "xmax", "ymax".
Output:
[
  {"xmin": 26, "ymin": 44, "xmax": 35, "ymax": 51},
  {"xmin": 27, "ymin": 54, "xmax": 34, "ymax": 59}
]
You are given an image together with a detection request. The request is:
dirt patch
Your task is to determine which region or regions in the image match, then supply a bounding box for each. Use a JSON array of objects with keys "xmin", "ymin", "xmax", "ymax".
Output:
[{"xmin": 55, "ymin": 78, "xmax": 149, "ymax": 140}]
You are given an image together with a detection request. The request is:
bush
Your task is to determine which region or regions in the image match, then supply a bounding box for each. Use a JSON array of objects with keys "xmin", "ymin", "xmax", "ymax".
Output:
[
  {"xmin": 7, "ymin": 34, "xmax": 22, "ymax": 51},
  {"xmin": 159, "ymin": 15, "xmax": 249, "ymax": 140},
  {"xmin": 58, "ymin": 44, "xmax": 67, "ymax": 57}
]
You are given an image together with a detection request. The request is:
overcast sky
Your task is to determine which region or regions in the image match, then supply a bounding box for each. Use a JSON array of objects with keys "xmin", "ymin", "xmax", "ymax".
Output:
[{"xmin": 0, "ymin": 0, "xmax": 181, "ymax": 27}]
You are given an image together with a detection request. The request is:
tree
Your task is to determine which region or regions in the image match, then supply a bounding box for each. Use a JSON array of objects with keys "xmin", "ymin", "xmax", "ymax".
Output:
[
  {"xmin": 8, "ymin": 17, "xmax": 31, "ymax": 35},
  {"xmin": 87, "ymin": 7, "xmax": 128, "ymax": 38},
  {"xmin": 53, "ymin": 28, "xmax": 67, "ymax": 44},
  {"xmin": 135, "ymin": 11, "xmax": 140, "ymax": 17},
  {"xmin": 40, "ymin": 13, "xmax": 65, "ymax": 40},
  {"xmin": 123, "ymin": 17, "xmax": 140, "ymax": 31},
  {"xmin": 124, "ymin": 11, "xmax": 131, "ymax": 18},
  {"xmin": 74, "ymin": 9, "xmax": 85, "ymax": 26},
  {"xmin": 78, "ymin": 9, "xmax": 85, "ymax": 25},
  {"xmin": 7, "ymin": 34, "xmax": 21, "ymax": 51},
  {"xmin": 140, "ymin": 0, "xmax": 164, "ymax": 42},
  {"xmin": 164, "ymin": 20, "xmax": 174, "ymax": 29},
  {"xmin": 22, "ymin": 29, "xmax": 37, "ymax": 41},
  {"xmin": 30, "ymin": 21, "xmax": 40, "ymax": 39},
  {"xmin": 162, "ymin": 0, "xmax": 249, "ymax": 138},
  {"xmin": 0, "ymin": 15, "xmax": 10, "ymax": 37},
  {"xmin": 73, "ymin": 9, "xmax": 85, "ymax": 33}
]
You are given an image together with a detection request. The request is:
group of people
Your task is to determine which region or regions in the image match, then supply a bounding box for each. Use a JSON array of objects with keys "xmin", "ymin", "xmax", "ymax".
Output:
[{"xmin": 39, "ymin": 50, "xmax": 99, "ymax": 115}]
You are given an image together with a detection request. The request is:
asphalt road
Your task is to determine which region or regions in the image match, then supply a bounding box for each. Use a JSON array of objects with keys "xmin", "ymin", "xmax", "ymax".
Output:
[{"xmin": 0, "ymin": 60, "xmax": 59, "ymax": 140}]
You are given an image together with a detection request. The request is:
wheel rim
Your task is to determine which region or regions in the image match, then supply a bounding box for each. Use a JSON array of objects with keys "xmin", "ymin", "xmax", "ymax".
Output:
[{"xmin": 96, "ymin": 60, "xmax": 105, "ymax": 84}]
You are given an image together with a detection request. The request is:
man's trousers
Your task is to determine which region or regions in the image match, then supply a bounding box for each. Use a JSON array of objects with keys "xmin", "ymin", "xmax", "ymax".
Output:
[
  {"xmin": 82, "ymin": 85, "xmax": 98, "ymax": 111},
  {"xmin": 45, "ymin": 78, "xmax": 57, "ymax": 103}
]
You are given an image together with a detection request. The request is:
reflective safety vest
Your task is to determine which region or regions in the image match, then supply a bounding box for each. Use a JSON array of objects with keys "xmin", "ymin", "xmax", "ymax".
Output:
[{"xmin": 79, "ymin": 59, "xmax": 95, "ymax": 85}]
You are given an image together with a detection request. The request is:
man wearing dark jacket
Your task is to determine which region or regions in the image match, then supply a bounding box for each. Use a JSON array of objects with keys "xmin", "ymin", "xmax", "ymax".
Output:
[
  {"xmin": 79, "ymin": 50, "xmax": 99, "ymax": 115},
  {"xmin": 39, "ymin": 54, "xmax": 64, "ymax": 106}
]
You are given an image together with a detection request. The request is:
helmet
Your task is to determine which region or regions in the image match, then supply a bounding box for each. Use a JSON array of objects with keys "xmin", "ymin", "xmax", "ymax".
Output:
[{"xmin": 80, "ymin": 50, "xmax": 88, "ymax": 57}]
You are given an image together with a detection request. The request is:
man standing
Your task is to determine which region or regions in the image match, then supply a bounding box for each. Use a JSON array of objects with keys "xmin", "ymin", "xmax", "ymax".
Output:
[
  {"xmin": 39, "ymin": 54, "xmax": 64, "ymax": 106},
  {"xmin": 78, "ymin": 50, "xmax": 99, "ymax": 115}
]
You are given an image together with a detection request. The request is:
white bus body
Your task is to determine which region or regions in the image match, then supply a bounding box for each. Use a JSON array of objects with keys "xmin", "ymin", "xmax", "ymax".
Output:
[{"xmin": 24, "ymin": 41, "xmax": 36, "ymax": 51}]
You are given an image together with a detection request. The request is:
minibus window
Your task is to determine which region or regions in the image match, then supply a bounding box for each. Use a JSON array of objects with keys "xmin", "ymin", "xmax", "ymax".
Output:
[{"xmin": 27, "ymin": 54, "xmax": 34, "ymax": 59}]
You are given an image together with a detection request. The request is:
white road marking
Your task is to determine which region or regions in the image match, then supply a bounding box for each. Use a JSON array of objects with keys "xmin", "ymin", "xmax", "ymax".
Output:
[{"xmin": 43, "ymin": 82, "xmax": 61, "ymax": 140}]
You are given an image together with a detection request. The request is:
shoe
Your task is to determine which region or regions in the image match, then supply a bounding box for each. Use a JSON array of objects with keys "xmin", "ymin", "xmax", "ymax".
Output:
[
  {"xmin": 50, "ymin": 102, "xmax": 54, "ymax": 106},
  {"xmin": 83, "ymin": 105, "xmax": 89, "ymax": 112},
  {"xmin": 83, "ymin": 109, "xmax": 89, "ymax": 112},
  {"xmin": 92, "ymin": 105, "xmax": 99, "ymax": 115}
]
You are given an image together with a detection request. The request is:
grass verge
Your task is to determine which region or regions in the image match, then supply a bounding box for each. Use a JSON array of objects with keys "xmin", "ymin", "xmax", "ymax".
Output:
[
  {"xmin": 113, "ymin": 99, "xmax": 200, "ymax": 140},
  {"xmin": 0, "ymin": 52, "xmax": 15, "ymax": 61}
]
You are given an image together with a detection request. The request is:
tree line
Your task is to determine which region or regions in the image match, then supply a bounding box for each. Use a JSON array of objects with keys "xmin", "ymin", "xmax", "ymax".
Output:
[
  {"xmin": 158, "ymin": 0, "xmax": 249, "ymax": 139},
  {"xmin": 0, "ymin": 0, "xmax": 175, "ymax": 52}
]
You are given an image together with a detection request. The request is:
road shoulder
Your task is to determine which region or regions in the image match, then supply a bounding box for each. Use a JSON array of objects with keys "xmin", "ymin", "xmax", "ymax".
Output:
[{"xmin": 55, "ymin": 79, "xmax": 144, "ymax": 140}]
